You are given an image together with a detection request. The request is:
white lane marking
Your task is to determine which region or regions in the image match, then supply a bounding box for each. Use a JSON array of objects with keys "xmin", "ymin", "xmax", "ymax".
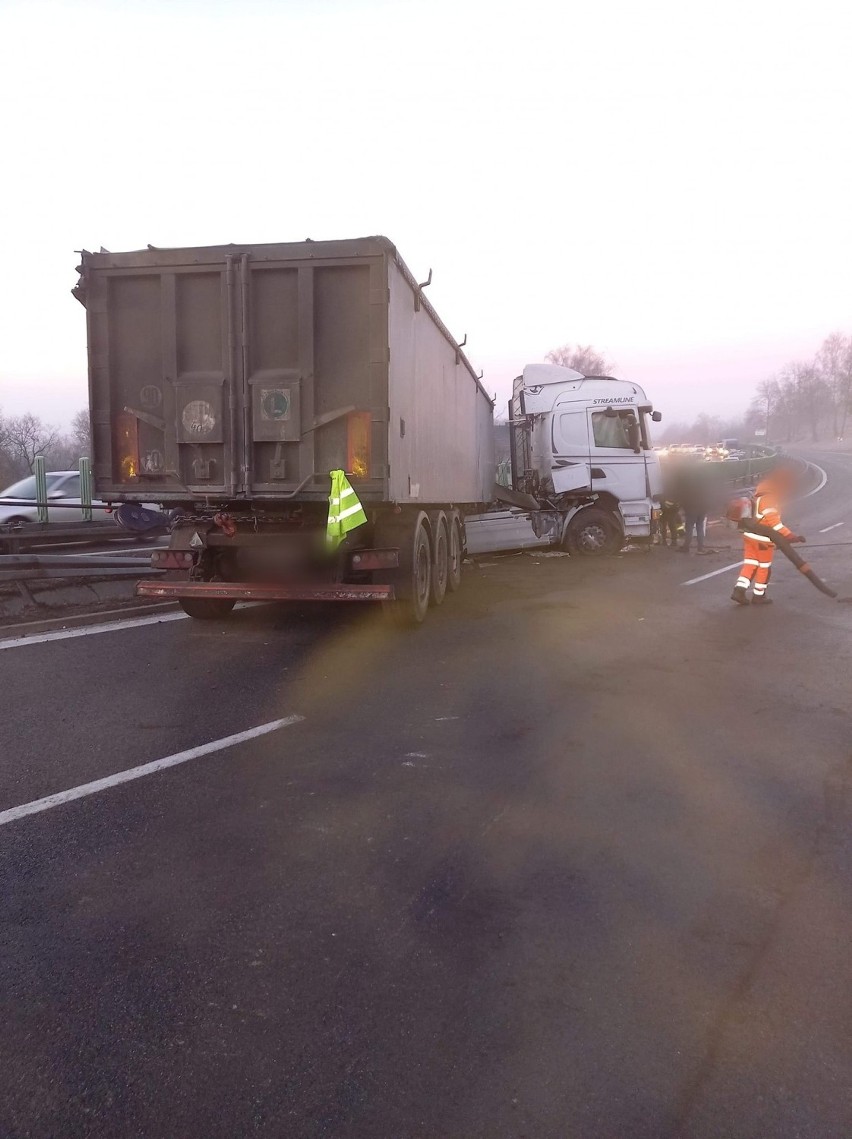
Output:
[
  {"xmin": 0, "ymin": 610, "xmax": 189, "ymax": 651},
  {"xmin": 0, "ymin": 601, "xmax": 264, "ymax": 652},
  {"xmin": 819, "ymin": 522, "xmax": 845, "ymax": 533},
  {"xmin": 801, "ymin": 462, "xmax": 828, "ymax": 498},
  {"xmin": 0, "ymin": 716, "xmax": 304, "ymax": 828},
  {"xmin": 683, "ymin": 562, "xmax": 741, "ymax": 585}
]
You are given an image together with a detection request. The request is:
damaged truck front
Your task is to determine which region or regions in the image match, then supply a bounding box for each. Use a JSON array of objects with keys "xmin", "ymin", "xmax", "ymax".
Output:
[{"xmin": 465, "ymin": 364, "xmax": 663, "ymax": 557}]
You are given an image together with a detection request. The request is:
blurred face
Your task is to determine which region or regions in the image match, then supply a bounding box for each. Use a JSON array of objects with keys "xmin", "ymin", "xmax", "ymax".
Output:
[{"xmin": 771, "ymin": 467, "xmax": 797, "ymax": 497}]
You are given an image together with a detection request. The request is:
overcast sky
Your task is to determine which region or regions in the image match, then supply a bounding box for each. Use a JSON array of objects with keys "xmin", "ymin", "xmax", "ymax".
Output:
[{"xmin": 1, "ymin": 0, "xmax": 850, "ymax": 429}]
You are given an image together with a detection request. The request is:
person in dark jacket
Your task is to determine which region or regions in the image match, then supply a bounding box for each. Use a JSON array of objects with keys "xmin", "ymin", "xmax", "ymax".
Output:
[
  {"xmin": 658, "ymin": 497, "xmax": 681, "ymax": 547},
  {"xmin": 676, "ymin": 461, "xmax": 711, "ymax": 553}
]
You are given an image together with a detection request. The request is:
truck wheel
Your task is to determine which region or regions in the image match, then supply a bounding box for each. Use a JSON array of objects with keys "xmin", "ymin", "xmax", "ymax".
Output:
[
  {"xmin": 564, "ymin": 508, "xmax": 622, "ymax": 556},
  {"xmin": 447, "ymin": 512, "xmax": 463, "ymax": 592},
  {"xmin": 381, "ymin": 512, "xmax": 432, "ymax": 625},
  {"xmin": 178, "ymin": 597, "xmax": 236, "ymax": 620},
  {"xmin": 429, "ymin": 512, "xmax": 449, "ymax": 607}
]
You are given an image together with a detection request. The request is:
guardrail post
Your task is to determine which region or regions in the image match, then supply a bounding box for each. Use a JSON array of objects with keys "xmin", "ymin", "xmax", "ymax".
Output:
[
  {"xmin": 79, "ymin": 456, "xmax": 93, "ymax": 522},
  {"xmin": 34, "ymin": 455, "xmax": 48, "ymax": 524}
]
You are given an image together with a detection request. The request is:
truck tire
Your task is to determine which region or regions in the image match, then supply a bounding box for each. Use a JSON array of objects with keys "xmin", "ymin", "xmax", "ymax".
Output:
[
  {"xmin": 429, "ymin": 511, "xmax": 449, "ymax": 607},
  {"xmin": 381, "ymin": 512, "xmax": 432, "ymax": 625},
  {"xmin": 178, "ymin": 597, "xmax": 237, "ymax": 620},
  {"xmin": 564, "ymin": 508, "xmax": 622, "ymax": 556},
  {"xmin": 447, "ymin": 511, "xmax": 463, "ymax": 592}
]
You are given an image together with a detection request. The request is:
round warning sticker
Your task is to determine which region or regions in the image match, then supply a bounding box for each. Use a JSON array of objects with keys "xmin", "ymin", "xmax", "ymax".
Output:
[
  {"xmin": 261, "ymin": 389, "xmax": 290, "ymax": 421},
  {"xmin": 182, "ymin": 400, "xmax": 216, "ymax": 436}
]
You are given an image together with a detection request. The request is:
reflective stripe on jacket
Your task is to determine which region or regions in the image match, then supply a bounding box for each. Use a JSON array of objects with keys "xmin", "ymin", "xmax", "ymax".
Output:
[{"xmin": 753, "ymin": 487, "xmax": 792, "ymax": 540}]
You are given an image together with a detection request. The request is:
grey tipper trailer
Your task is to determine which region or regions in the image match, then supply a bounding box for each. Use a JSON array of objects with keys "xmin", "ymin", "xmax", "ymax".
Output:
[{"xmin": 74, "ymin": 236, "xmax": 495, "ymax": 624}]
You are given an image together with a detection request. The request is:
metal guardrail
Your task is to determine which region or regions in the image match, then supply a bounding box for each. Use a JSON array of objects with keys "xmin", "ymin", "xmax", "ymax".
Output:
[
  {"xmin": 0, "ymin": 458, "xmax": 167, "ymax": 588},
  {"xmin": 0, "ymin": 456, "xmax": 165, "ymax": 553},
  {"xmin": 0, "ymin": 522, "xmax": 131, "ymax": 553},
  {"xmin": 0, "ymin": 554, "xmax": 163, "ymax": 584}
]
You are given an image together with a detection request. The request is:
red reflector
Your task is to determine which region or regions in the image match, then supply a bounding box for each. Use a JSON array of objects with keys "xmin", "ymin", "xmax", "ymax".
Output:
[
  {"xmin": 348, "ymin": 548, "xmax": 399, "ymax": 571},
  {"xmin": 152, "ymin": 550, "xmax": 196, "ymax": 569}
]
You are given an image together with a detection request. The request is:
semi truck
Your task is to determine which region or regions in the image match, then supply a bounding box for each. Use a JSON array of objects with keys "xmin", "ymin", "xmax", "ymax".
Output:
[{"xmin": 73, "ymin": 236, "xmax": 662, "ymax": 625}]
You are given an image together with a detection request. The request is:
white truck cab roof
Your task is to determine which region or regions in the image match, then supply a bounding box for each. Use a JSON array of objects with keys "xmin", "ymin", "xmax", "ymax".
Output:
[{"xmin": 517, "ymin": 364, "xmax": 649, "ymax": 415}]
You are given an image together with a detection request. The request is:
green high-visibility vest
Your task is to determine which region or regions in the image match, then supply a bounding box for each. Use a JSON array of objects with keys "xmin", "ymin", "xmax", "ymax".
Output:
[{"xmin": 326, "ymin": 469, "xmax": 367, "ymax": 550}]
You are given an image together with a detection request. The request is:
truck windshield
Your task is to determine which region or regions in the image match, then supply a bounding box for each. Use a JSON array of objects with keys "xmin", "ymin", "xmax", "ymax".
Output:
[{"xmin": 591, "ymin": 411, "xmax": 634, "ymax": 449}]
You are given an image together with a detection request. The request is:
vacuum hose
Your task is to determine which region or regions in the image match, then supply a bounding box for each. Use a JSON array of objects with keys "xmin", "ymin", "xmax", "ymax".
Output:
[{"xmin": 741, "ymin": 521, "xmax": 838, "ymax": 598}]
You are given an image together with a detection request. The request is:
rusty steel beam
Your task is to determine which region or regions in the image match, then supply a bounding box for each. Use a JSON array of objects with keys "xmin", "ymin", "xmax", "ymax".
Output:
[{"xmin": 136, "ymin": 580, "xmax": 395, "ymax": 602}]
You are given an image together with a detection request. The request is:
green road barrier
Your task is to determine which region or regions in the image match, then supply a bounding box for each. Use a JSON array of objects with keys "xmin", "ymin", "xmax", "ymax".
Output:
[
  {"xmin": 34, "ymin": 456, "xmax": 49, "ymax": 524},
  {"xmin": 79, "ymin": 456, "xmax": 93, "ymax": 522}
]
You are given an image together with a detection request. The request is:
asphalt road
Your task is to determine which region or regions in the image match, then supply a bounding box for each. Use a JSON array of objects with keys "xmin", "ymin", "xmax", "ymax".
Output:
[{"xmin": 1, "ymin": 453, "xmax": 851, "ymax": 1138}]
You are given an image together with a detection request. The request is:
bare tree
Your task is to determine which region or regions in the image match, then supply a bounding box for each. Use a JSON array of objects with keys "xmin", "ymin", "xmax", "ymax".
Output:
[
  {"xmin": 791, "ymin": 362, "xmax": 829, "ymax": 443},
  {"xmin": 545, "ymin": 343, "xmax": 614, "ymax": 376},
  {"xmin": 3, "ymin": 414, "xmax": 60, "ymax": 474},
  {"xmin": 816, "ymin": 332, "xmax": 852, "ymax": 440},
  {"xmin": 45, "ymin": 432, "xmax": 81, "ymax": 471},
  {"xmin": 752, "ymin": 377, "xmax": 781, "ymax": 439},
  {"xmin": 0, "ymin": 409, "xmax": 14, "ymax": 487},
  {"xmin": 692, "ymin": 412, "xmax": 723, "ymax": 445},
  {"xmin": 71, "ymin": 408, "xmax": 92, "ymax": 458}
]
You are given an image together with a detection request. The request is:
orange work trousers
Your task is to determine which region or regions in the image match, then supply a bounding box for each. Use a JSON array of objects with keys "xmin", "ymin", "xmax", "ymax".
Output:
[{"xmin": 735, "ymin": 537, "xmax": 774, "ymax": 596}]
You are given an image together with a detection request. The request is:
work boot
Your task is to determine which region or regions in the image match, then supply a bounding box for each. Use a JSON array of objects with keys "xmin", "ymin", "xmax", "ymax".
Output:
[
  {"xmin": 730, "ymin": 586, "xmax": 750, "ymax": 605},
  {"xmin": 752, "ymin": 595, "xmax": 773, "ymax": 605}
]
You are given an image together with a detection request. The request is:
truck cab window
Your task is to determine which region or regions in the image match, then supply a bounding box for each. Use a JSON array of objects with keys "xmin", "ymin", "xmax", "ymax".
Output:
[{"xmin": 591, "ymin": 411, "xmax": 633, "ymax": 449}]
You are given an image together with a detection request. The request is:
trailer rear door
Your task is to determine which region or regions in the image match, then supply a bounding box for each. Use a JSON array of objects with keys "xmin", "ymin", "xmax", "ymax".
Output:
[{"xmin": 87, "ymin": 246, "xmax": 389, "ymax": 503}]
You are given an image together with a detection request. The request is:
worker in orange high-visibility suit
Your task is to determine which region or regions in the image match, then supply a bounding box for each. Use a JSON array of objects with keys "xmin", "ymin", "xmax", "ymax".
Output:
[{"xmin": 731, "ymin": 468, "xmax": 805, "ymax": 606}]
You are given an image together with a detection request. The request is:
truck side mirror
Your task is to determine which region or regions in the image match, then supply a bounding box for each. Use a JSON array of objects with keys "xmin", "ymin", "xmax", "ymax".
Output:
[{"xmin": 652, "ymin": 411, "xmax": 662, "ymax": 422}]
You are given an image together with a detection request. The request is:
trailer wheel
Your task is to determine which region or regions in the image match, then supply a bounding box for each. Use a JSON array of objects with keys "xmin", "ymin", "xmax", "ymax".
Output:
[
  {"xmin": 564, "ymin": 508, "xmax": 622, "ymax": 556},
  {"xmin": 447, "ymin": 512, "xmax": 463, "ymax": 592},
  {"xmin": 178, "ymin": 597, "xmax": 237, "ymax": 620},
  {"xmin": 429, "ymin": 512, "xmax": 449, "ymax": 607},
  {"xmin": 380, "ymin": 512, "xmax": 432, "ymax": 625}
]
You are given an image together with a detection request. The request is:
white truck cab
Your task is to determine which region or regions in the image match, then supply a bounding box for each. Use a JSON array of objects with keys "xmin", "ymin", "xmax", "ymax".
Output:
[{"xmin": 466, "ymin": 364, "xmax": 663, "ymax": 556}]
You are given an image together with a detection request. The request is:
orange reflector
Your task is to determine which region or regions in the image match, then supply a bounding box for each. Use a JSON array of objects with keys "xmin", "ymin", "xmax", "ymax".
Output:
[
  {"xmin": 113, "ymin": 412, "xmax": 139, "ymax": 483},
  {"xmin": 347, "ymin": 411, "xmax": 371, "ymax": 479}
]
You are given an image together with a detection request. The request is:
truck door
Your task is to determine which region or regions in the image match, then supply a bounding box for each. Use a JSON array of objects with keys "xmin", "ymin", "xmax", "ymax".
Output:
[
  {"xmin": 549, "ymin": 407, "xmax": 592, "ymax": 493},
  {"xmin": 639, "ymin": 409, "xmax": 663, "ymax": 499},
  {"xmin": 587, "ymin": 407, "xmax": 646, "ymax": 501},
  {"xmin": 239, "ymin": 253, "xmax": 387, "ymax": 499},
  {"xmin": 97, "ymin": 261, "xmax": 239, "ymax": 499}
]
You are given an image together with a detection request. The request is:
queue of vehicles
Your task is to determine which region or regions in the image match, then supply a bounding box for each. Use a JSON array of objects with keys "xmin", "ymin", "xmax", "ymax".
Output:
[{"xmin": 657, "ymin": 441, "xmax": 750, "ymax": 461}]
